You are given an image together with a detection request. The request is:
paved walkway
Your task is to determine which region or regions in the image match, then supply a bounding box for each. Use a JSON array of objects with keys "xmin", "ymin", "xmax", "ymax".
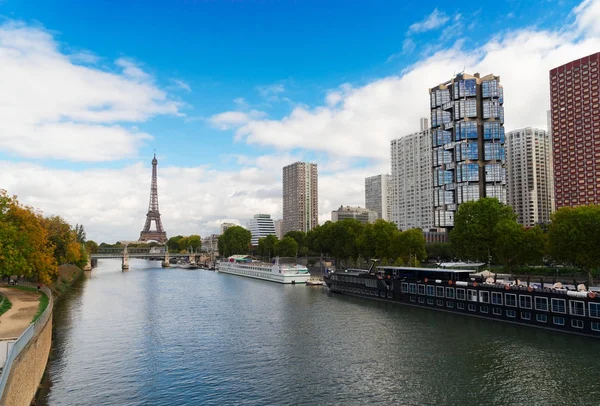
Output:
[{"xmin": 0, "ymin": 287, "xmax": 41, "ymax": 339}]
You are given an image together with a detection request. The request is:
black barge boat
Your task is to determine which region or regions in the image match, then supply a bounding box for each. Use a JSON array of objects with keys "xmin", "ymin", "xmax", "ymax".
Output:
[{"xmin": 324, "ymin": 264, "xmax": 600, "ymax": 338}]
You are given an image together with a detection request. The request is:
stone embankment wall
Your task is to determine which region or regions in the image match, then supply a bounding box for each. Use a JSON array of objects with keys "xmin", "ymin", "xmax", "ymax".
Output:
[{"xmin": 0, "ymin": 286, "xmax": 53, "ymax": 406}]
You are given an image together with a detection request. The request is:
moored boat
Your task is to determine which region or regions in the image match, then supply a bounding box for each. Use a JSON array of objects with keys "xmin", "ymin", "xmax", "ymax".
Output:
[
  {"xmin": 218, "ymin": 255, "xmax": 311, "ymax": 284},
  {"xmin": 325, "ymin": 263, "xmax": 600, "ymax": 338}
]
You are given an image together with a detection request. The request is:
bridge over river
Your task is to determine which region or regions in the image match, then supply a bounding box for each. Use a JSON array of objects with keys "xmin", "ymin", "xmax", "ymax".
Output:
[{"xmin": 91, "ymin": 246, "xmax": 215, "ymax": 271}]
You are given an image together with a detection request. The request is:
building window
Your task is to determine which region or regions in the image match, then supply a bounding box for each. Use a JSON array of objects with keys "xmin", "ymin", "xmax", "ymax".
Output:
[
  {"xmin": 536, "ymin": 314, "xmax": 548, "ymax": 323},
  {"xmin": 535, "ymin": 297, "xmax": 548, "ymax": 311},
  {"xmin": 491, "ymin": 292, "xmax": 503, "ymax": 305},
  {"xmin": 519, "ymin": 295, "xmax": 532, "ymax": 309},
  {"xmin": 553, "ymin": 316, "xmax": 565, "ymax": 326},
  {"xmin": 505, "ymin": 293, "xmax": 517, "ymax": 307}
]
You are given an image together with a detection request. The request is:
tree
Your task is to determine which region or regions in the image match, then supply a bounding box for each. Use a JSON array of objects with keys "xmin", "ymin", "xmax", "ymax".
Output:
[
  {"xmin": 85, "ymin": 240, "xmax": 99, "ymax": 254},
  {"xmin": 74, "ymin": 224, "xmax": 86, "ymax": 243},
  {"xmin": 392, "ymin": 228, "xmax": 427, "ymax": 266},
  {"xmin": 493, "ymin": 219, "xmax": 529, "ymax": 272},
  {"xmin": 426, "ymin": 242, "xmax": 454, "ymax": 262},
  {"xmin": 167, "ymin": 235, "xmax": 184, "ymax": 252},
  {"xmin": 275, "ymin": 236, "xmax": 298, "ymax": 257},
  {"xmin": 357, "ymin": 219, "xmax": 398, "ymax": 261},
  {"xmin": 284, "ymin": 230, "xmax": 308, "ymax": 256},
  {"xmin": 450, "ymin": 198, "xmax": 516, "ymax": 262},
  {"xmin": 187, "ymin": 235, "xmax": 202, "ymax": 250},
  {"xmin": 218, "ymin": 226, "xmax": 251, "ymax": 257},
  {"xmin": 548, "ymin": 205, "xmax": 600, "ymax": 285},
  {"xmin": 258, "ymin": 235, "xmax": 277, "ymax": 259}
]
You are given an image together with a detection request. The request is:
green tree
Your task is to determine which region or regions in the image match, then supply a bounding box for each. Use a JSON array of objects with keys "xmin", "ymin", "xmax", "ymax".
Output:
[
  {"xmin": 258, "ymin": 235, "xmax": 277, "ymax": 259},
  {"xmin": 450, "ymin": 198, "xmax": 516, "ymax": 262},
  {"xmin": 167, "ymin": 235, "xmax": 184, "ymax": 252},
  {"xmin": 284, "ymin": 230, "xmax": 308, "ymax": 256},
  {"xmin": 548, "ymin": 205, "xmax": 600, "ymax": 285},
  {"xmin": 275, "ymin": 236, "xmax": 298, "ymax": 257},
  {"xmin": 218, "ymin": 226, "xmax": 252, "ymax": 257},
  {"xmin": 493, "ymin": 219, "xmax": 529, "ymax": 272},
  {"xmin": 392, "ymin": 228, "xmax": 426, "ymax": 266},
  {"xmin": 426, "ymin": 242, "xmax": 454, "ymax": 262},
  {"xmin": 85, "ymin": 240, "xmax": 99, "ymax": 254},
  {"xmin": 74, "ymin": 223, "xmax": 86, "ymax": 243},
  {"xmin": 330, "ymin": 219, "xmax": 364, "ymax": 266},
  {"xmin": 187, "ymin": 235, "xmax": 202, "ymax": 250},
  {"xmin": 357, "ymin": 219, "xmax": 398, "ymax": 261}
]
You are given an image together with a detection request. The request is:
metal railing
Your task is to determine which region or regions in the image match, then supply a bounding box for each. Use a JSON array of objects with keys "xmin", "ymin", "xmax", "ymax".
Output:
[{"xmin": 0, "ymin": 283, "xmax": 53, "ymax": 399}]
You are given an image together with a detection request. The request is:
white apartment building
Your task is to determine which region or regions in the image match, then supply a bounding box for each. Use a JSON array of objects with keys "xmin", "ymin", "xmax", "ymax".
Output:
[
  {"xmin": 365, "ymin": 174, "xmax": 391, "ymax": 220},
  {"xmin": 390, "ymin": 119, "xmax": 434, "ymax": 231},
  {"xmin": 273, "ymin": 219, "xmax": 283, "ymax": 239},
  {"xmin": 247, "ymin": 214, "xmax": 277, "ymax": 246},
  {"xmin": 220, "ymin": 222, "xmax": 237, "ymax": 234},
  {"xmin": 331, "ymin": 206, "xmax": 378, "ymax": 224},
  {"xmin": 506, "ymin": 127, "xmax": 554, "ymax": 227}
]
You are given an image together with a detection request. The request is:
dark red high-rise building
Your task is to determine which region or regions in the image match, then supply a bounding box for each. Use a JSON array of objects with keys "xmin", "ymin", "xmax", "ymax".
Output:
[{"xmin": 550, "ymin": 52, "xmax": 600, "ymax": 209}]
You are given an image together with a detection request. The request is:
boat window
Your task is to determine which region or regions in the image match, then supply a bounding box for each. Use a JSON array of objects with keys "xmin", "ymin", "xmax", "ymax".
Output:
[
  {"xmin": 505, "ymin": 293, "xmax": 517, "ymax": 307},
  {"xmin": 418, "ymin": 297, "xmax": 425, "ymax": 303},
  {"xmin": 589, "ymin": 303, "xmax": 600, "ymax": 318},
  {"xmin": 437, "ymin": 299, "xmax": 444, "ymax": 307},
  {"xmin": 551, "ymin": 298, "xmax": 566, "ymax": 314},
  {"xmin": 479, "ymin": 291, "xmax": 490, "ymax": 303},
  {"xmin": 427, "ymin": 298, "xmax": 434, "ymax": 305},
  {"xmin": 569, "ymin": 300, "xmax": 585, "ymax": 316},
  {"xmin": 401, "ymin": 282, "xmax": 409, "ymax": 293},
  {"xmin": 445, "ymin": 287, "xmax": 455, "ymax": 299},
  {"xmin": 491, "ymin": 292, "xmax": 503, "ymax": 305},
  {"xmin": 418, "ymin": 284, "xmax": 426, "ymax": 295},
  {"xmin": 457, "ymin": 302, "xmax": 465, "ymax": 310},
  {"xmin": 553, "ymin": 316, "xmax": 565, "ymax": 326},
  {"xmin": 591, "ymin": 322, "xmax": 600, "ymax": 331},
  {"xmin": 446, "ymin": 301, "xmax": 454, "ymax": 308},
  {"xmin": 535, "ymin": 297, "xmax": 548, "ymax": 311},
  {"xmin": 493, "ymin": 307, "xmax": 502, "ymax": 315},
  {"xmin": 409, "ymin": 283, "xmax": 417, "ymax": 294},
  {"xmin": 468, "ymin": 304, "xmax": 476, "ymax": 312},
  {"xmin": 480, "ymin": 306, "xmax": 488, "ymax": 313},
  {"xmin": 571, "ymin": 319, "xmax": 584, "ymax": 329},
  {"xmin": 427, "ymin": 285, "xmax": 435, "ymax": 297},
  {"xmin": 456, "ymin": 288, "xmax": 466, "ymax": 300},
  {"xmin": 521, "ymin": 311, "xmax": 531, "ymax": 320},
  {"xmin": 410, "ymin": 296, "xmax": 416, "ymax": 302},
  {"xmin": 519, "ymin": 295, "xmax": 532, "ymax": 309},
  {"xmin": 436, "ymin": 286, "xmax": 444, "ymax": 297},
  {"xmin": 506, "ymin": 309, "xmax": 517, "ymax": 318},
  {"xmin": 536, "ymin": 314, "xmax": 548, "ymax": 323},
  {"xmin": 467, "ymin": 289, "xmax": 478, "ymax": 302}
]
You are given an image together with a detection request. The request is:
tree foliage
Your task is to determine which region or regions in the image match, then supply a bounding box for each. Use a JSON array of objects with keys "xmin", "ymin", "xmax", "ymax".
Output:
[
  {"xmin": 548, "ymin": 205, "xmax": 600, "ymax": 285},
  {"xmin": 85, "ymin": 240, "xmax": 99, "ymax": 254},
  {"xmin": 257, "ymin": 235, "xmax": 277, "ymax": 259},
  {"xmin": 450, "ymin": 198, "xmax": 516, "ymax": 262},
  {"xmin": 426, "ymin": 243, "xmax": 454, "ymax": 262},
  {"xmin": 275, "ymin": 236, "xmax": 298, "ymax": 257},
  {"xmin": 218, "ymin": 226, "xmax": 251, "ymax": 257}
]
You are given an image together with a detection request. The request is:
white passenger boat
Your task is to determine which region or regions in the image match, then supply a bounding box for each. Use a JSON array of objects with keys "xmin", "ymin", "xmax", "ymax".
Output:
[{"xmin": 218, "ymin": 255, "xmax": 311, "ymax": 284}]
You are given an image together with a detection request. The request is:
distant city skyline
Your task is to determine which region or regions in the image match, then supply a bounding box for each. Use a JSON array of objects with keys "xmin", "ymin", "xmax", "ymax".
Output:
[{"xmin": 1, "ymin": 0, "xmax": 599, "ymax": 242}]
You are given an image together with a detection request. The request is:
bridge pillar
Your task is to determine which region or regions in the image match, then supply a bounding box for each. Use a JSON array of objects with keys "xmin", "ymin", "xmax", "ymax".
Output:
[
  {"xmin": 122, "ymin": 246, "xmax": 130, "ymax": 271},
  {"xmin": 162, "ymin": 250, "xmax": 170, "ymax": 268}
]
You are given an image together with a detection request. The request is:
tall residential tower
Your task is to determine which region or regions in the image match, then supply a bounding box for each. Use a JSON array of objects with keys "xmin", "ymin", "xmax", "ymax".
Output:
[
  {"xmin": 282, "ymin": 162, "xmax": 318, "ymax": 235},
  {"xmin": 430, "ymin": 73, "xmax": 506, "ymax": 227},
  {"xmin": 550, "ymin": 52, "xmax": 600, "ymax": 208},
  {"xmin": 506, "ymin": 128, "xmax": 554, "ymax": 227},
  {"xmin": 365, "ymin": 174, "xmax": 391, "ymax": 221},
  {"xmin": 390, "ymin": 119, "xmax": 433, "ymax": 230}
]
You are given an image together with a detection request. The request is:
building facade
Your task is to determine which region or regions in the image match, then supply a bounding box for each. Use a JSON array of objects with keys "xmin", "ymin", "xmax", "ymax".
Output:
[
  {"xmin": 390, "ymin": 119, "xmax": 433, "ymax": 231},
  {"xmin": 220, "ymin": 222, "xmax": 236, "ymax": 234},
  {"xmin": 506, "ymin": 127, "xmax": 554, "ymax": 227},
  {"xmin": 365, "ymin": 174, "xmax": 392, "ymax": 221},
  {"xmin": 247, "ymin": 214, "xmax": 277, "ymax": 246},
  {"xmin": 331, "ymin": 206, "xmax": 378, "ymax": 224},
  {"xmin": 273, "ymin": 219, "xmax": 283, "ymax": 239},
  {"xmin": 282, "ymin": 162, "xmax": 319, "ymax": 235},
  {"xmin": 550, "ymin": 52, "xmax": 600, "ymax": 208},
  {"xmin": 430, "ymin": 72, "xmax": 506, "ymax": 228}
]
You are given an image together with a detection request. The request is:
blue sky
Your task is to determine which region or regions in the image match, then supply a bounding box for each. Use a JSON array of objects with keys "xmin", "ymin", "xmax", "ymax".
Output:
[{"xmin": 0, "ymin": 0, "xmax": 597, "ymax": 241}]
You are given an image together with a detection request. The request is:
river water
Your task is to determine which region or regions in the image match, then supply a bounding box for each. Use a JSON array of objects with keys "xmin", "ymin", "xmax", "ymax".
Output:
[{"xmin": 39, "ymin": 259, "xmax": 600, "ymax": 406}]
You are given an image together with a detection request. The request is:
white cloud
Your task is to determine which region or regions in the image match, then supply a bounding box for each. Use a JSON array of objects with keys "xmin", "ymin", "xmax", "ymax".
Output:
[
  {"xmin": 0, "ymin": 21, "xmax": 182, "ymax": 161},
  {"xmin": 409, "ymin": 9, "xmax": 450, "ymax": 33},
  {"xmin": 220, "ymin": 0, "xmax": 600, "ymax": 160},
  {"xmin": 208, "ymin": 110, "xmax": 267, "ymax": 130},
  {"xmin": 169, "ymin": 78, "xmax": 192, "ymax": 92}
]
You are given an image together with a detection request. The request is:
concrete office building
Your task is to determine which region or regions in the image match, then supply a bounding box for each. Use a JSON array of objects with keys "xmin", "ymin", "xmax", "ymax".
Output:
[
  {"xmin": 365, "ymin": 174, "xmax": 392, "ymax": 221},
  {"xmin": 331, "ymin": 206, "xmax": 378, "ymax": 224},
  {"xmin": 248, "ymin": 214, "xmax": 277, "ymax": 246},
  {"xmin": 506, "ymin": 127, "xmax": 554, "ymax": 227},
  {"xmin": 430, "ymin": 72, "xmax": 506, "ymax": 228},
  {"xmin": 390, "ymin": 119, "xmax": 433, "ymax": 230},
  {"xmin": 550, "ymin": 52, "xmax": 600, "ymax": 208},
  {"xmin": 282, "ymin": 162, "xmax": 318, "ymax": 235}
]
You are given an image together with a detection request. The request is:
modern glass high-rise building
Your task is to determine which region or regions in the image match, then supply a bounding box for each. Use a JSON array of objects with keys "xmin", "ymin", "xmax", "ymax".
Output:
[
  {"xmin": 550, "ymin": 52, "xmax": 600, "ymax": 208},
  {"xmin": 282, "ymin": 161, "xmax": 318, "ymax": 235},
  {"xmin": 248, "ymin": 214, "xmax": 277, "ymax": 246},
  {"xmin": 430, "ymin": 73, "xmax": 506, "ymax": 227}
]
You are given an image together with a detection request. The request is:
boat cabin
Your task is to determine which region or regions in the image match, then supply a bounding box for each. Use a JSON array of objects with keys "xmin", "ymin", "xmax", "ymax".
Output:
[{"xmin": 376, "ymin": 266, "xmax": 473, "ymax": 283}]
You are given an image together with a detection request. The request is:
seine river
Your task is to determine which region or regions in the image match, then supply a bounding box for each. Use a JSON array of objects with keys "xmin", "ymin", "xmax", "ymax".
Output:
[{"xmin": 39, "ymin": 259, "xmax": 600, "ymax": 405}]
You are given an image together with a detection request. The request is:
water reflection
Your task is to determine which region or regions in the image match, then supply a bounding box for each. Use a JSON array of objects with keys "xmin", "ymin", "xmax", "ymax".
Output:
[{"xmin": 40, "ymin": 259, "xmax": 600, "ymax": 405}]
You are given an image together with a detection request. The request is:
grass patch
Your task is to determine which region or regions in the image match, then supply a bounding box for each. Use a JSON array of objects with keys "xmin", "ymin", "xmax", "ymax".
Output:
[
  {"xmin": 0, "ymin": 294, "xmax": 12, "ymax": 317},
  {"xmin": 7, "ymin": 286, "xmax": 49, "ymax": 323}
]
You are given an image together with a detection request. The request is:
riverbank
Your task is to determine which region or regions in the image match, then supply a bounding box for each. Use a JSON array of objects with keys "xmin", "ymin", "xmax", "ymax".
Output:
[{"xmin": 48, "ymin": 265, "xmax": 85, "ymax": 298}]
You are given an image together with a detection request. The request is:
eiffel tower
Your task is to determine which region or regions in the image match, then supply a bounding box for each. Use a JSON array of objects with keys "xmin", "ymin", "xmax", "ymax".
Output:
[{"xmin": 139, "ymin": 153, "xmax": 168, "ymax": 243}]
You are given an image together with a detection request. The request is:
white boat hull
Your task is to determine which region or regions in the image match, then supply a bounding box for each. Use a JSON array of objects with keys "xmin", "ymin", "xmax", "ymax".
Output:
[{"xmin": 218, "ymin": 264, "xmax": 311, "ymax": 284}]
